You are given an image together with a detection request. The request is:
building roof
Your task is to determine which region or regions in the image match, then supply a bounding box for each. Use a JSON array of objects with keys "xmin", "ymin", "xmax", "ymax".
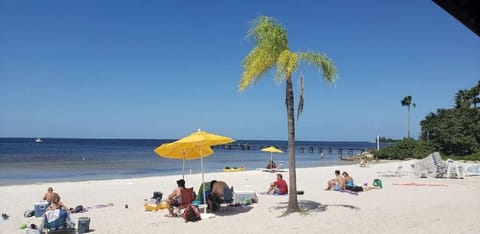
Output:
[{"xmin": 433, "ymin": 0, "xmax": 480, "ymax": 36}]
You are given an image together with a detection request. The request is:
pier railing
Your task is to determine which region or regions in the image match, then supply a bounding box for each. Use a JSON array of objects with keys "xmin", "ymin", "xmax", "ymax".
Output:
[{"xmin": 212, "ymin": 143, "xmax": 374, "ymax": 156}]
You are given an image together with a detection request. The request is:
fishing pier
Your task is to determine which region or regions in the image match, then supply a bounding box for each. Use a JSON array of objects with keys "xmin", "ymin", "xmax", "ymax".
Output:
[{"xmin": 213, "ymin": 143, "xmax": 375, "ymax": 156}]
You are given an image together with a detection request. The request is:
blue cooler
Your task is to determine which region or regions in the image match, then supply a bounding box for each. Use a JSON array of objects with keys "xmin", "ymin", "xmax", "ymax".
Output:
[{"xmin": 34, "ymin": 201, "xmax": 49, "ymax": 217}]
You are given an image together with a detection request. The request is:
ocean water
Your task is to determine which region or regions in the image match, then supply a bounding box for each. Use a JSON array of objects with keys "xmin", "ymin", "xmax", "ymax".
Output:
[{"xmin": 0, "ymin": 138, "xmax": 380, "ymax": 186}]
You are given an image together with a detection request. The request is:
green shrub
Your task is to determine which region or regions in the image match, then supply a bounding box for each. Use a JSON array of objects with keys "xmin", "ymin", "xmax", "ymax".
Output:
[{"xmin": 372, "ymin": 138, "xmax": 435, "ymax": 160}]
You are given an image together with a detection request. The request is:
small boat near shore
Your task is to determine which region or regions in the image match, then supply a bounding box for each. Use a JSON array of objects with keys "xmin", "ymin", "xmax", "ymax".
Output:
[
  {"xmin": 35, "ymin": 137, "xmax": 43, "ymax": 143},
  {"xmin": 223, "ymin": 166, "xmax": 246, "ymax": 172}
]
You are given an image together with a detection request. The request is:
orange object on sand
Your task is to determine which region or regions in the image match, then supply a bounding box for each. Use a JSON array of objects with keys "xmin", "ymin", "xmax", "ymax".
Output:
[{"xmin": 392, "ymin": 182, "xmax": 448, "ymax": 187}]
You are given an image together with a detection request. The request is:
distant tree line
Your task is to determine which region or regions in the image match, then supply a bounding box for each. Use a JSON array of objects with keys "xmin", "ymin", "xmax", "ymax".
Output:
[
  {"xmin": 420, "ymin": 81, "xmax": 480, "ymax": 156},
  {"xmin": 374, "ymin": 81, "xmax": 480, "ymax": 160}
]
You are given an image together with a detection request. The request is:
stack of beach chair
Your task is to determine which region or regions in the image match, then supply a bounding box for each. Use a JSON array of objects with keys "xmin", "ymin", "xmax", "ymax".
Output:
[{"xmin": 413, "ymin": 152, "xmax": 464, "ymax": 179}]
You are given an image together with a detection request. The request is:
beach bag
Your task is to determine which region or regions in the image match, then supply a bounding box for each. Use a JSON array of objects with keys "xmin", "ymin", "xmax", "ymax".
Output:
[
  {"xmin": 153, "ymin": 191, "xmax": 163, "ymax": 202},
  {"xmin": 24, "ymin": 210, "xmax": 34, "ymax": 218},
  {"xmin": 44, "ymin": 209, "xmax": 68, "ymax": 229},
  {"xmin": 183, "ymin": 205, "xmax": 201, "ymax": 222},
  {"xmin": 373, "ymin": 179, "xmax": 383, "ymax": 188},
  {"xmin": 69, "ymin": 205, "xmax": 84, "ymax": 213}
]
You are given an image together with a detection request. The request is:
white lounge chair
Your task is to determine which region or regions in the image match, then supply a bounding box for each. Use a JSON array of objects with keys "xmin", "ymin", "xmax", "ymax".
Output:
[
  {"xmin": 378, "ymin": 165, "xmax": 405, "ymax": 177},
  {"xmin": 465, "ymin": 164, "xmax": 480, "ymax": 176}
]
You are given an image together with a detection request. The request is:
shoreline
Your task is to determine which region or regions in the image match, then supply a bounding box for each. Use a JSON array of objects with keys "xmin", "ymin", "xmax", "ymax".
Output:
[
  {"xmin": 1, "ymin": 160, "xmax": 479, "ymax": 234},
  {"xmin": 0, "ymin": 160, "xmax": 361, "ymax": 187}
]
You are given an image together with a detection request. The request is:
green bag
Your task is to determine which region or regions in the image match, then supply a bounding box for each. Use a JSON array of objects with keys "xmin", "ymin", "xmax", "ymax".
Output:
[{"xmin": 373, "ymin": 179, "xmax": 383, "ymax": 188}]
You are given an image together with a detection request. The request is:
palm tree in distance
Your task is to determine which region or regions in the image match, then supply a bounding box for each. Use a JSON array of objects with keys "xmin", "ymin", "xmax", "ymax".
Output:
[
  {"xmin": 238, "ymin": 16, "xmax": 337, "ymax": 214},
  {"xmin": 401, "ymin": 96, "xmax": 416, "ymax": 138},
  {"xmin": 473, "ymin": 81, "xmax": 480, "ymax": 108},
  {"xmin": 455, "ymin": 81, "xmax": 480, "ymax": 108}
]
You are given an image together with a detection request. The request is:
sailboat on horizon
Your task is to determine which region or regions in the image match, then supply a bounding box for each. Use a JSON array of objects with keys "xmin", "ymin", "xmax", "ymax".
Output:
[{"xmin": 35, "ymin": 137, "xmax": 43, "ymax": 143}]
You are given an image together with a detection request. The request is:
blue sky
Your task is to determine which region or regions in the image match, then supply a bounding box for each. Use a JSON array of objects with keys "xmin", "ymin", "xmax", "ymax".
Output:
[{"xmin": 1, "ymin": 0, "xmax": 479, "ymax": 141}]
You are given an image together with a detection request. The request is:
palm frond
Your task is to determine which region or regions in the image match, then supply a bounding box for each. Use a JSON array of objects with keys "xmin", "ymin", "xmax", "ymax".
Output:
[
  {"xmin": 298, "ymin": 52, "xmax": 337, "ymax": 84},
  {"xmin": 239, "ymin": 47, "xmax": 276, "ymax": 90},
  {"xmin": 239, "ymin": 16, "xmax": 289, "ymax": 92},
  {"xmin": 401, "ymin": 96, "xmax": 412, "ymax": 106},
  {"xmin": 275, "ymin": 50, "xmax": 298, "ymax": 83},
  {"xmin": 247, "ymin": 16, "xmax": 288, "ymax": 52}
]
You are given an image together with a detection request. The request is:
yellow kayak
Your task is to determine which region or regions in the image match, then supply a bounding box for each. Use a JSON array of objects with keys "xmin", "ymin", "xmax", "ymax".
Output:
[
  {"xmin": 144, "ymin": 200, "xmax": 168, "ymax": 211},
  {"xmin": 223, "ymin": 166, "xmax": 246, "ymax": 172}
]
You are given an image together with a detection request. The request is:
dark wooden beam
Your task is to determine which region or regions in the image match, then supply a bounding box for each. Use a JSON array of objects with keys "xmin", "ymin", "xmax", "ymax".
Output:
[{"xmin": 433, "ymin": 0, "xmax": 480, "ymax": 36}]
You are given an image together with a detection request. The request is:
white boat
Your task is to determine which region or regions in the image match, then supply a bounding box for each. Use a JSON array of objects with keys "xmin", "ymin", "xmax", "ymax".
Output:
[{"xmin": 35, "ymin": 137, "xmax": 43, "ymax": 143}]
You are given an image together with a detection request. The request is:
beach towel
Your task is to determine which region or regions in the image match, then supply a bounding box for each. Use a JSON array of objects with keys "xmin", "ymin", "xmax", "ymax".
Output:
[
  {"xmin": 84, "ymin": 202, "xmax": 114, "ymax": 211},
  {"xmin": 339, "ymin": 190, "xmax": 359, "ymax": 195},
  {"xmin": 195, "ymin": 182, "xmax": 211, "ymax": 203},
  {"xmin": 45, "ymin": 209, "xmax": 60, "ymax": 223}
]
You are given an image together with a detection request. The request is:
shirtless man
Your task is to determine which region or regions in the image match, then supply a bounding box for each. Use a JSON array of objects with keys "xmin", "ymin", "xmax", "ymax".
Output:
[
  {"xmin": 42, "ymin": 187, "xmax": 61, "ymax": 205},
  {"xmin": 207, "ymin": 180, "xmax": 230, "ymax": 212},
  {"xmin": 326, "ymin": 170, "xmax": 345, "ymax": 190},
  {"xmin": 166, "ymin": 179, "xmax": 185, "ymax": 216}
]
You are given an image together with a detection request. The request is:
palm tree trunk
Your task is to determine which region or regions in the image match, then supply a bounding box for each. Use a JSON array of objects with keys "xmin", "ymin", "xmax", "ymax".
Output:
[
  {"xmin": 285, "ymin": 78, "xmax": 299, "ymax": 214},
  {"xmin": 407, "ymin": 105, "xmax": 411, "ymax": 138}
]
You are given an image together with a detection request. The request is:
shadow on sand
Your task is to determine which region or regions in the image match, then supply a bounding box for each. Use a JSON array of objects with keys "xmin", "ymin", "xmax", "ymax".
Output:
[
  {"xmin": 213, "ymin": 204, "xmax": 254, "ymax": 217},
  {"xmin": 272, "ymin": 200, "xmax": 359, "ymax": 215}
]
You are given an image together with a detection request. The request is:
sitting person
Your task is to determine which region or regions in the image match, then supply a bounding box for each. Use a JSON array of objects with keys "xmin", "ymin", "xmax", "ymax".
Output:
[
  {"xmin": 51, "ymin": 201, "xmax": 69, "ymax": 212},
  {"xmin": 266, "ymin": 160, "xmax": 277, "ymax": 169},
  {"xmin": 359, "ymin": 158, "xmax": 367, "ymax": 167},
  {"xmin": 326, "ymin": 170, "xmax": 345, "ymax": 191},
  {"xmin": 166, "ymin": 179, "xmax": 186, "ymax": 216},
  {"xmin": 342, "ymin": 171, "xmax": 355, "ymax": 190},
  {"xmin": 267, "ymin": 173, "xmax": 288, "ymax": 195},
  {"xmin": 47, "ymin": 201, "xmax": 69, "ymax": 212},
  {"xmin": 342, "ymin": 171, "xmax": 364, "ymax": 192},
  {"xmin": 42, "ymin": 187, "xmax": 61, "ymax": 205},
  {"xmin": 207, "ymin": 180, "xmax": 230, "ymax": 212}
]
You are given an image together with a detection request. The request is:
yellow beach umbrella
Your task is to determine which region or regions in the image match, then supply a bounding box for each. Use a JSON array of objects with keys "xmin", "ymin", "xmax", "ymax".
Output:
[
  {"xmin": 154, "ymin": 142, "xmax": 214, "ymax": 160},
  {"xmin": 173, "ymin": 129, "xmax": 235, "ymax": 147},
  {"xmin": 154, "ymin": 142, "xmax": 214, "ymax": 179},
  {"xmin": 172, "ymin": 129, "xmax": 234, "ymax": 215},
  {"xmin": 260, "ymin": 146, "xmax": 283, "ymax": 165}
]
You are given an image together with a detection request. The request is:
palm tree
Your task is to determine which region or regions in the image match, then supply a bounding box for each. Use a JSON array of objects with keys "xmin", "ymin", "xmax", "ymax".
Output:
[
  {"xmin": 455, "ymin": 82, "xmax": 480, "ymax": 109},
  {"xmin": 470, "ymin": 81, "xmax": 480, "ymax": 108},
  {"xmin": 401, "ymin": 96, "xmax": 416, "ymax": 138},
  {"xmin": 455, "ymin": 89, "xmax": 468, "ymax": 108},
  {"xmin": 238, "ymin": 16, "xmax": 337, "ymax": 214}
]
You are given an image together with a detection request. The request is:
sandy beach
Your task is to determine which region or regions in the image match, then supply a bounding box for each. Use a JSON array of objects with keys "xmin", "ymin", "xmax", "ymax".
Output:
[{"xmin": 1, "ymin": 160, "xmax": 479, "ymax": 234}]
